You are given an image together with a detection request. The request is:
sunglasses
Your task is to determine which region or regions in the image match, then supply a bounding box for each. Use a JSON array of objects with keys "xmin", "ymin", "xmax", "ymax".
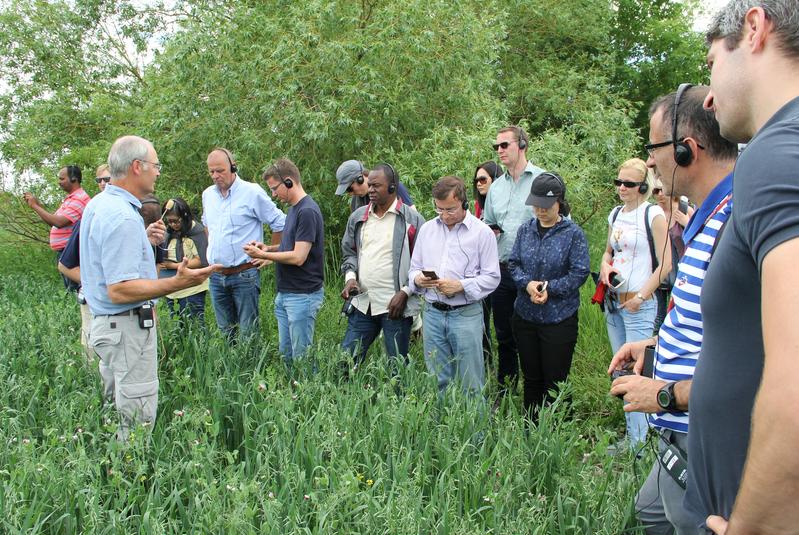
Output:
[
  {"xmin": 474, "ymin": 176, "xmax": 489, "ymax": 184},
  {"xmin": 613, "ymin": 179, "xmax": 643, "ymax": 188},
  {"xmin": 652, "ymin": 187, "xmax": 663, "ymax": 195},
  {"xmin": 492, "ymin": 141, "xmax": 516, "ymax": 151},
  {"xmin": 95, "ymin": 176, "xmax": 111, "ymax": 184}
]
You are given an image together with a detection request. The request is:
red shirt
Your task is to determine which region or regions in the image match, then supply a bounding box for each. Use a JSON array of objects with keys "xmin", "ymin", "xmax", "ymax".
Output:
[{"xmin": 50, "ymin": 188, "xmax": 90, "ymax": 250}]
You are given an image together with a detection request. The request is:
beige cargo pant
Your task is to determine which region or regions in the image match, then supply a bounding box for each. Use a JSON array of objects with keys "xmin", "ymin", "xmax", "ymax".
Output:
[{"xmin": 88, "ymin": 312, "xmax": 159, "ymax": 441}]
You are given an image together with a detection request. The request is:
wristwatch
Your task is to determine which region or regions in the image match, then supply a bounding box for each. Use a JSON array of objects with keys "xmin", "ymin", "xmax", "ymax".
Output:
[
  {"xmin": 636, "ymin": 292, "xmax": 646, "ymax": 301},
  {"xmin": 657, "ymin": 381, "xmax": 678, "ymax": 411}
]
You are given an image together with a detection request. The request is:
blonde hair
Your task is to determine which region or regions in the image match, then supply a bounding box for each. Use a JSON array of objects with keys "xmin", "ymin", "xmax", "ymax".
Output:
[
  {"xmin": 95, "ymin": 163, "xmax": 110, "ymax": 175},
  {"xmin": 618, "ymin": 158, "xmax": 653, "ymax": 201}
]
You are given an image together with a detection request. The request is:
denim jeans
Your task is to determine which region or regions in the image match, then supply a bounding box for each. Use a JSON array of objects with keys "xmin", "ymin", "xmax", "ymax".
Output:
[
  {"xmin": 166, "ymin": 291, "xmax": 207, "ymax": 321},
  {"xmin": 208, "ymin": 269, "xmax": 260, "ymax": 341},
  {"xmin": 606, "ymin": 296, "xmax": 657, "ymax": 449},
  {"xmin": 274, "ymin": 289, "xmax": 324, "ymax": 364},
  {"xmin": 423, "ymin": 301, "xmax": 485, "ymax": 397},
  {"xmin": 341, "ymin": 308, "xmax": 412, "ymax": 369}
]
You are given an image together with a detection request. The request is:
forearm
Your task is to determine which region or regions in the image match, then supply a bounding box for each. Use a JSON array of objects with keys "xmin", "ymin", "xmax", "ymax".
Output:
[
  {"xmin": 673, "ymin": 380, "xmax": 690, "ymax": 411},
  {"xmin": 107, "ymin": 277, "xmax": 190, "ymax": 304},
  {"xmin": 58, "ymin": 263, "xmax": 81, "ymax": 284},
  {"xmin": 33, "ymin": 205, "xmax": 71, "ymax": 228},
  {"xmin": 263, "ymin": 249, "xmax": 306, "ymax": 266},
  {"xmin": 269, "ymin": 231, "xmax": 282, "ymax": 246}
]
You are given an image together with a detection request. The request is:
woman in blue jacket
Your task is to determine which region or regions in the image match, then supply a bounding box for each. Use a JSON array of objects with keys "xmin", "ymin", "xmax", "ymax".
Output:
[{"xmin": 508, "ymin": 173, "xmax": 589, "ymax": 421}]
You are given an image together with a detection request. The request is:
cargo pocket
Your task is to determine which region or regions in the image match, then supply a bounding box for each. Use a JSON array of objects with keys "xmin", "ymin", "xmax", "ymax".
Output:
[{"xmin": 119, "ymin": 380, "xmax": 159, "ymax": 427}]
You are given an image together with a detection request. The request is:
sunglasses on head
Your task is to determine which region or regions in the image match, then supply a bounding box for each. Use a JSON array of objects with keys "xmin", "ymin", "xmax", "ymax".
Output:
[
  {"xmin": 492, "ymin": 141, "xmax": 516, "ymax": 151},
  {"xmin": 95, "ymin": 176, "xmax": 111, "ymax": 184},
  {"xmin": 613, "ymin": 179, "xmax": 643, "ymax": 188}
]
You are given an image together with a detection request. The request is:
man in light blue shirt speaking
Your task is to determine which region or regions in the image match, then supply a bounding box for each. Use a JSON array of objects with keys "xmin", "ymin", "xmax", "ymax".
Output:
[{"xmin": 202, "ymin": 148, "xmax": 286, "ymax": 342}]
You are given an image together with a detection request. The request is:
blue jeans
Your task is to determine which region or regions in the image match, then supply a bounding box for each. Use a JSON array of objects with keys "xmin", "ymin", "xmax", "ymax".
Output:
[
  {"xmin": 341, "ymin": 308, "xmax": 412, "ymax": 369},
  {"xmin": 423, "ymin": 302, "xmax": 485, "ymax": 396},
  {"xmin": 274, "ymin": 289, "xmax": 324, "ymax": 364},
  {"xmin": 166, "ymin": 291, "xmax": 207, "ymax": 321},
  {"xmin": 209, "ymin": 269, "xmax": 260, "ymax": 341},
  {"xmin": 606, "ymin": 297, "xmax": 657, "ymax": 449}
]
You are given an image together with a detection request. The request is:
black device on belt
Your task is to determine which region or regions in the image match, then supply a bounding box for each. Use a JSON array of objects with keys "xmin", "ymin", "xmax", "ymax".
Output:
[
  {"xmin": 110, "ymin": 301, "xmax": 154, "ymax": 329},
  {"xmin": 431, "ymin": 301, "xmax": 467, "ymax": 312},
  {"xmin": 658, "ymin": 429, "xmax": 688, "ymax": 489}
]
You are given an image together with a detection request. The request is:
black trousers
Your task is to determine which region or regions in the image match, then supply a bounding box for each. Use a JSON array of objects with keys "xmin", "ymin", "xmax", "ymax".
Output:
[
  {"xmin": 491, "ymin": 264, "xmax": 519, "ymax": 393},
  {"xmin": 480, "ymin": 297, "xmax": 493, "ymax": 366},
  {"xmin": 512, "ymin": 311, "xmax": 579, "ymax": 420}
]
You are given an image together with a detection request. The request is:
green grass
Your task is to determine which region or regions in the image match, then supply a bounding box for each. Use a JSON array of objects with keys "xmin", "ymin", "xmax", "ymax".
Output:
[{"xmin": 0, "ymin": 232, "xmax": 649, "ymax": 534}]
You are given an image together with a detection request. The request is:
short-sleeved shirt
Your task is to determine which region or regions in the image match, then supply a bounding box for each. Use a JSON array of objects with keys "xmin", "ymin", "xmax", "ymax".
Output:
[
  {"xmin": 482, "ymin": 161, "xmax": 545, "ymax": 262},
  {"xmin": 276, "ymin": 195, "xmax": 324, "ymax": 294},
  {"xmin": 202, "ymin": 177, "xmax": 286, "ymax": 267},
  {"xmin": 685, "ymin": 96, "xmax": 799, "ymax": 526},
  {"xmin": 50, "ymin": 188, "xmax": 90, "ymax": 251},
  {"xmin": 607, "ymin": 203, "xmax": 665, "ymax": 293},
  {"xmin": 79, "ymin": 185, "xmax": 157, "ymax": 315},
  {"xmin": 351, "ymin": 182, "xmax": 414, "ymax": 212}
]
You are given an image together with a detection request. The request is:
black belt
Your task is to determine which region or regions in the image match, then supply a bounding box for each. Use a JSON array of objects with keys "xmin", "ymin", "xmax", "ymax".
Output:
[{"xmin": 431, "ymin": 301, "xmax": 468, "ymax": 312}]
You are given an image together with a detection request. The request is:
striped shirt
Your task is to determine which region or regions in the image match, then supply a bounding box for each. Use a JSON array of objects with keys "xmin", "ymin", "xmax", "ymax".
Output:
[
  {"xmin": 650, "ymin": 174, "xmax": 733, "ymax": 434},
  {"xmin": 50, "ymin": 188, "xmax": 90, "ymax": 251}
]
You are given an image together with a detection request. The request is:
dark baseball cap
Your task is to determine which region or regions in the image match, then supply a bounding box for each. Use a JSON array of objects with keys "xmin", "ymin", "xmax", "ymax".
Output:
[
  {"xmin": 335, "ymin": 160, "xmax": 365, "ymax": 196},
  {"xmin": 525, "ymin": 172, "xmax": 564, "ymax": 209}
]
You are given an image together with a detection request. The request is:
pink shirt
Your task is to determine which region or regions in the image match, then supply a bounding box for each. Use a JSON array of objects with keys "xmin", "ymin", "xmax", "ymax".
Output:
[{"xmin": 50, "ymin": 188, "xmax": 90, "ymax": 250}]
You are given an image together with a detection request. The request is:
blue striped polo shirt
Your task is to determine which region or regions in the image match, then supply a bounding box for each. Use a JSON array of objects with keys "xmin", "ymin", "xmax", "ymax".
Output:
[{"xmin": 650, "ymin": 173, "xmax": 733, "ymax": 434}]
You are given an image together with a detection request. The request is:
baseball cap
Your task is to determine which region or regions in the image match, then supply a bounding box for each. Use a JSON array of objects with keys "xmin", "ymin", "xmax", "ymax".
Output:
[
  {"xmin": 525, "ymin": 172, "xmax": 565, "ymax": 209},
  {"xmin": 335, "ymin": 160, "xmax": 365, "ymax": 196}
]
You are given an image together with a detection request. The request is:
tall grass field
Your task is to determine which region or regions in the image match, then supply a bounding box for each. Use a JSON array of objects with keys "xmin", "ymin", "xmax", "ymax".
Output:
[{"xmin": 0, "ymin": 234, "xmax": 650, "ymax": 533}]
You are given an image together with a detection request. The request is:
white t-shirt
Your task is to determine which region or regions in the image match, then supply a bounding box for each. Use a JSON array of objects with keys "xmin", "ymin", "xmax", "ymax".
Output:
[{"xmin": 607, "ymin": 202, "xmax": 664, "ymax": 293}]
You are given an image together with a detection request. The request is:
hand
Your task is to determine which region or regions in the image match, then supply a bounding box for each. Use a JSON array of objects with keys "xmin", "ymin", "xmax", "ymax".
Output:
[
  {"xmin": 673, "ymin": 209, "xmax": 692, "ymax": 227},
  {"xmin": 243, "ymin": 242, "xmax": 269, "ymax": 260},
  {"xmin": 146, "ymin": 220, "xmax": 166, "ymax": 246},
  {"xmin": 610, "ymin": 375, "xmax": 666, "ymax": 413},
  {"xmin": 599, "ymin": 261, "xmax": 618, "ymax": 286},
  {"xmin": 491, "ymin": 227, "xmax": 501, "ymax": 237},
  {"xmin": 23, "ymin": 192, "xmax": 39, "ymax": 208},
  {"xmin": 341, "ymin": 279, "xmax": 360, "ymax": 300},
  {"xmin": 526, "ymin": 280, "xmax": 543, "ymax": 296},
  {"xmin": 175, "ymin": 257, "xmax": 221, "ymax": 286},
  {"xmin": 607, "ymin": 338, "xmax": 651, "ymax": 375},
  {"xmin": 251, "ymin": 258, "xmax": 273, "ymax": 269},
  {"xmin": 621, "ymin": 296, "xmax": 642, "ymax": 312},
  {"xmin": 706, "ymin": 515, "xmax": 728, "ymax": 535},
  {"xmin": 414, "ymin": 273, "xmax": 439, "ymax": 289},
  {"xmin": 387, "ymin": 291, "xmax": 409, "ymax": 320},
  {"xmin": 533, "ymin": 289, "xmax": 548, "ymax": 305},
  {"xmin": 435, "ymin": 278, "xmax": 464, "ymax": 298}
]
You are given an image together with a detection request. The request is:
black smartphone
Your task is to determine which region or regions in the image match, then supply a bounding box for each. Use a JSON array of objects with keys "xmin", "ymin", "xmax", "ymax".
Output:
[
  {"xmin": 421, "ymin": 270, "xmax": 439, "ymax": 280},
  {"xmin": 488, "ymin": 223, "xmax": 504, "ymax": 233},
  {"xmin": 678, "ymin": 196, "xmax": 689, "ymax": 215}
]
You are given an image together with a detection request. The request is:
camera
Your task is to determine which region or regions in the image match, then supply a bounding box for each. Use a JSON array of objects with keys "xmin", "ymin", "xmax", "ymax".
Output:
[
  {"xmin": 341, "ymin": 288, "xmax": 359, "ymax": 316},
  {"xmin": 611, "ymin": 368, "xmax": 634, "ymax": 399}
]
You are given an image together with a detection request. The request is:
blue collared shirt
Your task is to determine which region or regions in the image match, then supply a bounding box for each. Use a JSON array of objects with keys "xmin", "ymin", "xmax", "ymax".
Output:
[
  {"xmin": 483, "ymin": 161, "xmax": 545, "ymax": 262},
  {"xmin": 408, "ymin": 212, "xmax": 500, "ymax": 305},
  {"xmin": 202, "ymin": 177, "xmax": 286, "ymax": 267},
  {"xmin": 79, "ymin": 185, "xmax": 157, "ymax": 315}
]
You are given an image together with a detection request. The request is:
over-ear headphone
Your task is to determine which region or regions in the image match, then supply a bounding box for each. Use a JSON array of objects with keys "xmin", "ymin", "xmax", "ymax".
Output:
[
  {"xmin": 354, "ymin": 161, "xmax": 365, "ymax": 185},
  {"xmin": 638, "ymin": 177, "xmax": 649, "ymax": 194},
  {"xmin": 215, "ymin": 148, "xmax": 238, "ymax": 174},
  {"xmin": 382, "ymin": 162, "xmax": 398, "ymax": 194},
  {"xmin": 537, "ymin": 172, "xmax": 567, "ymax": 198},
  {"xmin": 517, "ymin": 127, "xmax": 528, "ymax": 150},
  {"xmin": 673, "ymin": 83, "xmax": 694, "ymax": 167},
  {"xmin": 271, "ymin": 162, "xmax": 294, "ymax": 189},
  {"xmin": 66, "ymin": 165, "xmax": 81, "ymax": 184}
]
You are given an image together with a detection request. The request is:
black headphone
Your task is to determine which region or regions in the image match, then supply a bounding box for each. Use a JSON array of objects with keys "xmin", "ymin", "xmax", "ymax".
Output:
[
  {"xmin": 66, "ymin": 165, "xmax": 81, "ymax": 184},
  {"xmin": 673, "ymin": 83, "xmax": 694, "ymax": 167},
  {"xmin": 382, "ymin": 162, "xmax": 398, "ymax": 194},
  {"xmin": 638, "ymin": 175, "xmax": 649, "ymax": 194},
  {"xmin": 517, "ymin": 127, "xmax": 528, "ymax": 150},
  {"xmin": 272, "ymin": 162, "xmax": 294, "ymax": 189},
  {"xmin": 354, "ymin": 161, "xmax": 365, "ymax": 185},
  {"xmin": 216, "ymin": 148, "xmax": 238, "ymax": 174},
  {"xmin": 537, "ymin": 171, "xmax": 567, "ymax": 198}
]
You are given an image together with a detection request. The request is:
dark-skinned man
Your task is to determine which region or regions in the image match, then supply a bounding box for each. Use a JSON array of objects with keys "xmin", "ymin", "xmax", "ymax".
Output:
[{"xmin": 339, "ymin": 163, "xmax": 425, "ymax": 371}]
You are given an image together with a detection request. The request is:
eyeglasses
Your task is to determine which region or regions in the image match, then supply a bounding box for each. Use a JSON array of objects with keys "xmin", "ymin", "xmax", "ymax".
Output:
[
  {"xmin": 95, "ymin": 176, "xmax": 111, "ymax": 184},
  {"xmin": 268, "ymin": 182, "xmax": 282, "ymax": 194},
  {"xmin": 492, "ymin": 141, "xmax": 517, "ymax": 151},
  {"xmin": 652, "ymin": 187, "xmax": 663, "ymax": 195},
  {"xmin": 135, "ymin": 159, "xmax": 163, "ymax": 171},
  {"xmin": 613, "ymin": 179, "xmax": 644, "ymax": 188},
  {"xmin": 433, "ymin": 205, "xmax": 461, "ymax": 215},
  {"xmin": 644, "ymin": 140, "xmax": 674, "ymax": 157},
  {"xmin": 474, "ymin": 177, "xmax": 489, "ymax": 184}
]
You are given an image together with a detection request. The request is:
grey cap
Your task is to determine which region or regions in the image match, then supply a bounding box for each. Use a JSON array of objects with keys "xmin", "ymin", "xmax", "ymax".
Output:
[{"xmin": 335, "ymin": 160, "xmax": 365, "ymax": 196}]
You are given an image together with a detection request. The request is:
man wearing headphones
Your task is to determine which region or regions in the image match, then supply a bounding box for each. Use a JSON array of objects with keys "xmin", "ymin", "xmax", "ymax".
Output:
[
  {"xmin": 202, "ymin": 148, "xmax": 286, "ymax": 342},
  {"xmin": 243, "ymin": 158, "xmax": 324, "ymax": 365},
  {"xmin": 23, "ymin": 165, "xmax": 91, "ymax": 266},
  {"xmin": 608, "ymin": 85, "xmax": 737, "ymax": 534},
  {"xmin": 335, "ymin": 159, "xmax": 415, "ymax": 212},
  {"xmin": 483, "ymin": 126, "xmax": 546, "ymax": 399},
  {"xmin": 409, "ymin": 176, "xmax": 500, "ymax": 396},
  {"xmin": 339, "ymin": 163, "xmax": 425, "ymax": 371}
]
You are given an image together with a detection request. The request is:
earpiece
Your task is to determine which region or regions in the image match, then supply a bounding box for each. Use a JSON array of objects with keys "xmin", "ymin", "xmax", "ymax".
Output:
[
  {"xmin": 517, "ymin": 127, "xmax": 528, "ymax": 150},
  {"xmin": 66, "ymin": 165, "xmax": 81, "ymax": 184},
  {"xmin": 283, "ymin": 177, "xmax": 294, "ymax": 189},
  {"xmin": 216, "ymin": 148, "xmax": 238, "ymax": 174},
  {"xmin": 382, "ymin": 163, "xmax": 398, "ymax": 194},
  {"xmin": 355, "ymin": 161, "xmax": 365, "ymax": 185},
  {"xmin": 461, "ymin": 198, "xmax": 469, "ymax": 210},
  {"xmin": 638, "ymin": 180, "xmax": 649, "ymax": 194},
  {"xmin": 673, "ymin": 83, "xmax": 694, "ymax": 167}
]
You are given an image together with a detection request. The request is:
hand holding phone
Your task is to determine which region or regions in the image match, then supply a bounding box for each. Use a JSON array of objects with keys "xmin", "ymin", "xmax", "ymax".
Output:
[
  {"xmin": 421, "ymin": 270, "xmax": 439, "ymax": 280},
  {"xmin": 537, "ymin": 280, "xmax": 548, "ymax": 293}
]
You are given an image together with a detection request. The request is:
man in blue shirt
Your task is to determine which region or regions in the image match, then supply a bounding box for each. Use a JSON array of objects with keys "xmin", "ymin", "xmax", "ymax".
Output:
[
  {"xmin": 608, "ymin": 85, "xmax": 737, "ymax": 534},
  {"xmin": 80, "ymin": 136, "xmax": 218, "ymax": 440},
  {"xmin": 243, "ymin": 158, "xmax": 325, "ymax": 365},
  {"xmin": 202, "ymin": 148, "xmax": 286, "ymax": 342}
]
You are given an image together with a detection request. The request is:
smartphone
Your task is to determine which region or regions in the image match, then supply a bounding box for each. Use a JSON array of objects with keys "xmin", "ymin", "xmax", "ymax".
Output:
[
  {"xmin": 537, "ymin": 281, "xmax": 548, "ymax": 293},
  {"xmin": 609, "ymin": 273, "xmax": 625, "ymax": 289},
  {"xmin": 488, "ymin": 223, "xmax": 504, "ymax": 233},
  {"xmin": 421, "ymin": 270, "xmax": 439, "ymax": 280},
  {"xmin": 678, "ymin": 196, "xmax": 689, "ymax": 215}
]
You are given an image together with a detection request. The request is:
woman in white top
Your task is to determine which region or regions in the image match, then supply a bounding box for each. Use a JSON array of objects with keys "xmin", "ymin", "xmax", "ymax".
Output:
[{"xmin": 599, "ymin": 158, "xmax": 671, "ymax": 450}]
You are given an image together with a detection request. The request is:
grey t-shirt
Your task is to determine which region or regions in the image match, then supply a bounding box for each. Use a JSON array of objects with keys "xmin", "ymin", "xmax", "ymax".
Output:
[{"xmin": 685, "ymin": 96, "xmax": 799, "ymax": 526}]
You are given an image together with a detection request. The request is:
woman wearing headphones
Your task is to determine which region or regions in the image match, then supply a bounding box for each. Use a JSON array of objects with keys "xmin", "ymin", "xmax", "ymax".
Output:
[
  {"xmin": 599, "ymin": 158, "xmax": 670, "ymax": 450},
  {"xmin": 157, "ymin": 198, "xmax": 210, "ymax": 321},
  {"xmin": 508, "ymin": 172, "xmax": 589, "ymax": 422}
]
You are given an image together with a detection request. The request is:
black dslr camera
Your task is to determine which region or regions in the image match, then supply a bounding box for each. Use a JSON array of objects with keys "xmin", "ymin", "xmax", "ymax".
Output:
[{"xmin": 341, "ymin": 288, "xmax": 360, "ymax": 317}]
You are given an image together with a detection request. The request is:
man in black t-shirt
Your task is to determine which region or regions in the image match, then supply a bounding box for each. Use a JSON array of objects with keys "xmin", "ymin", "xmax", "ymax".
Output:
[
  {"xmin": 244, "ymin": 158, "xmax": 325, "ymax": 364},
  {"xmin": 687, "ymin": 2, "xmax": 799, "ymax": 533}
]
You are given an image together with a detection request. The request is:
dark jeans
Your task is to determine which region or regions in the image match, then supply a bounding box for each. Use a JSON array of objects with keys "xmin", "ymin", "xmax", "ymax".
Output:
[
  {"xmin": 341, "ymin": 308, "xmax": 412, "ymax": 369},
  {"xmin": 491, "ymin": 264, "xmax": 519, "ymax": 393},
  {"xmin": 512, "ymin": 311, "xmax": 579, "ymax": 421},
  {"xmin": 166, "ymin": 291, "xmax": 207, "ymax": 322},
  {"xmin": 481, "ymin": 297, "xmax": 493, "ymax": 366},
  {"xmin": 653, "ymin": 287, "xmax": 670, "ymax": 334}
]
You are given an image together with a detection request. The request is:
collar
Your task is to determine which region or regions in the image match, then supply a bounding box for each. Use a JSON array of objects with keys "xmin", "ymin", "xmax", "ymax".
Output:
[
  {"xmin": 501, "ymin": 161, "xmax": 538, "ymax": 182},
  {"xmin": 683, "ymin": 172, "xmax": 733, "ymax": 244},
  {"xmin": 105, "ymin": 184, "xmax": 142, "ymax": 209},
  {"xmin": 362, "ymin": 198, "xmax": 403, "ymax": 222},
  {"xmin": 215, "ymin": 174, "xmax": 240, "ymax": 198}
]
